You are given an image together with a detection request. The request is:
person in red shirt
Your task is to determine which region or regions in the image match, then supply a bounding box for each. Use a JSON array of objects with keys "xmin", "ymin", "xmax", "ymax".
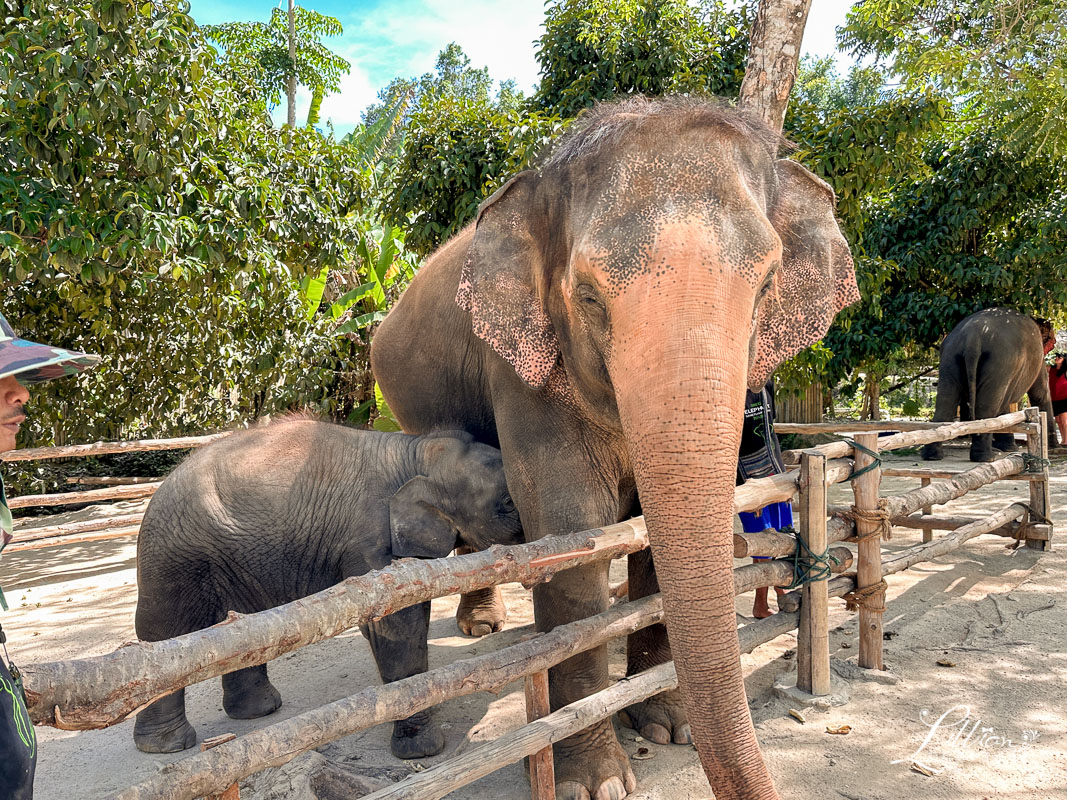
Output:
[{"xmin": 1049, "ymin": 351, "xmax": 1067, "ymax": 445}]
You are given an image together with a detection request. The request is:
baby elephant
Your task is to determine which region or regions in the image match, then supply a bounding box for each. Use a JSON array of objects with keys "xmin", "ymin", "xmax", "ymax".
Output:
[{"xmin": 132, "ymin": 417, "xmax": 522, "ymax": 759}]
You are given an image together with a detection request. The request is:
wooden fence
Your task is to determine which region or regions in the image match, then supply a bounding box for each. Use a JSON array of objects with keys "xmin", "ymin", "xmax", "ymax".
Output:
[{"xmin": 9, "ymin": 409, "xmax": 1055, "ymax": 800}]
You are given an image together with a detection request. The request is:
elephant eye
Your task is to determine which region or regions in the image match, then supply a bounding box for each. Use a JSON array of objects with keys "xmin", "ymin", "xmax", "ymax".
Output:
[
  {"xmin": 499, "ymin": 495, "xmax": 516, "ymax": 513},
  {"xmin": 575, "ymin": 283, "xmax": 607, "ymax": 320}
]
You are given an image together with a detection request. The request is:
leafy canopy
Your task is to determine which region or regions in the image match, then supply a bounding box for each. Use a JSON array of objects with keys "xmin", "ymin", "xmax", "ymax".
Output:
[
  {"xmin": 203, "ymin": 4, "xmax": 349, "ymax": 123},
  {"xmin": 841, "ymin": 0, "xmax": 1067, "ymax": 157},
  {"xmin": 534, "ymin": 0, "xmax": 752, "ymax": 117},
  {"xmin": 0, "ymin": 0, "xmax": 368, "ymax": 447}
]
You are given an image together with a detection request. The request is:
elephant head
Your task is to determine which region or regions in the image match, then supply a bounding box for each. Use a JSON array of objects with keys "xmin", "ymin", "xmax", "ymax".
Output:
[
  {"xmin": 390, "ymin": 431, "xmax": 523, "ymax": 559},
  {"xmin": 456, "ymin": 97, "xmax": 858, "ymax": 798}
]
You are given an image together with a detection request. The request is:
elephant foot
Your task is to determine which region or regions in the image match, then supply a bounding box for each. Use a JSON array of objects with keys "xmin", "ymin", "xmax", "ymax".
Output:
[
  {"xmin": 993, "ymin": 433, "xmax": 1018, "ymax": 452},
  {"xmin": 457, "ymin": 585, "xmax": 507, "ymax": 636},
  {"xmin": 553, "ymin": 720, "xmax": 636, "ymax": 800},
  {"xmin": 617, "ymin": 689, "xmax": 691, "ymax": 745},
  {"xmin": 133, "ymin": 705, "xmax": 197, "ymax": 754},
  {"xmin": 969, "ymin": 446, "xmax": 996, "ymax": 463},
  {"xmin": 390, "ymin": 710, "xmax": 446, "ymax": 759},
  {"xmin": 222, "ymin": 667, "xmax": 283, "ymax": 720},
  {"xmin": 921, "ymin": 443, "xmax": 943, "ymax": 461}
]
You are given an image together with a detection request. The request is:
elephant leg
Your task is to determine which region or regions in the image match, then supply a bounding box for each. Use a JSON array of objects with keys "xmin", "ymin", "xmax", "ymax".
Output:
[
  {"xmin": 133, "ymin": 582, "xmax": 208, "ymax": 753},
  {"xmin": 922, "ymin": 376, "xmax": 961, "ymax": 461},
  {"xmin": 362, "ymin": 601, "xmax": 445, "ymax": 759},
  {"xmin": 496, "ymin": 420, "xmax": 635, "ymax": 800},
  {"xmin": 992, "ymin": 430, "xmax": 1017, "ymax": 452},
  {"xmin": 618, "ymin": 548, "xmax": 691, "ymax": 745},
  {"xmin": 222, "ymin": 664, "xmax": 282, "ymax": 720},
  {"xmin": 454, "ymin": 545, "xmax": 507, "ymax": 636},
  {"xmin": 970, "ymin": 373, "xmax": 1008, "ymax": 462},
  {"xmin": 1027, "ymin": 374, "xmax": 1061, "ymax": 447},
  {"xmin": 133, "ymin": 688, "xmax": 198, "ymax": 753}
]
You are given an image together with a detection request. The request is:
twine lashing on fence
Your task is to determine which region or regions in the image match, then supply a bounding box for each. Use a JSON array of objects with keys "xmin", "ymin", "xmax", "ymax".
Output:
[
  {"xmin": 782, "ymin": 526, "xmax": 841, "ymax": 590},
  {"xmin": 842, "ymin": 578, "xmax": 888, "ymax": 613},
  {"xmin": 844, "ymin": 437, "xmax": 882, "ymax": 480},
  {"xmin": 1022, "ymin": 453, "xmax": 1051, "ymax": 473},
  {"xmin": 844, "ymin": 498, "xmax": 893, "ymax": 542}
]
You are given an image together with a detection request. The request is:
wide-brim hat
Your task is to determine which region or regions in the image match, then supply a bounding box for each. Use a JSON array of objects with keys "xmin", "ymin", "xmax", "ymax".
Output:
[{"xmin": 0, "ymin": 314, "xmax": 100, "ymax": 384}]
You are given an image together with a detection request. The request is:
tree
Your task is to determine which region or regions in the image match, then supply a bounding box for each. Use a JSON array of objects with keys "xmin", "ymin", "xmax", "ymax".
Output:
[
  {"xmin": 0, "ymin": 0, "xmax": 370, "ymax": 452},
  {"xmin": 533, "ymin": 0, "xmax": 752, "ymax": 118},
  {"xmin": 202, "ymin": 3, "xmax": 349, "ymax": 127},
  {"xmin": 841, "ymin": 0, "xmax": 1067, "ymax": 157},
  {"xmin": 738, "ymin": 0, "xmax": 812, "ymax": 131}
]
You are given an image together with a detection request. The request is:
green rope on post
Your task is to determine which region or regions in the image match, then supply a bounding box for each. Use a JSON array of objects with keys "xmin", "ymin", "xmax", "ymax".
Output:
[
  {"xmin": 778, "ymin": 526, "xmax": 841, "ymax": 591},
  {"xmin": 843, "ymin": 437, "xmax": 882, "ymax": 480},
  {"xmin": 1022, "ymin": 453, "xmax": 1051, "ymax": 473}
]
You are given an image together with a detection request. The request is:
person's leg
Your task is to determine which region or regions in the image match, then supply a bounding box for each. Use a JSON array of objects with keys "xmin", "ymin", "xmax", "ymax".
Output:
[{"xmin": 1057, "ymin": 411, "xmax": 1067, "ymax": 445}]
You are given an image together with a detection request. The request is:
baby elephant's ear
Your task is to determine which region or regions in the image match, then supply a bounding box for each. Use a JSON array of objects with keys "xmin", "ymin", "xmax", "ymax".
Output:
[{"xmin": 389, "ymin": 477, "xmax": 458, "ymax": 560}]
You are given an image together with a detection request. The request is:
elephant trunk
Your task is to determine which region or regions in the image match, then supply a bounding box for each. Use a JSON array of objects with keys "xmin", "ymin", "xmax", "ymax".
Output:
[{"xmin": 612, "ymin": 300, "xmax": 780, "ymax": 800}]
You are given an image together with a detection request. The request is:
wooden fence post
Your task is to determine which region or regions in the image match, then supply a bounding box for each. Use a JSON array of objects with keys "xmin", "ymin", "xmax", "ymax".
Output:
[
  {"xmin": 851, "ymin": 432, "xmax": 885, "ymax": 670},
  {"xmin": 796, "ymin": 450, "xmax": 830, "ymax": 695},
  {"xmin": 920, "ymin": 477, "xmax": 933, "ymax": 543},
  {"xmin": 524, "ymin": 671, "xmax": 555, "ymax": 800},
  {"xmin": 1025, "ymin": 408, "xmax": 1052, "ymax": 552}
]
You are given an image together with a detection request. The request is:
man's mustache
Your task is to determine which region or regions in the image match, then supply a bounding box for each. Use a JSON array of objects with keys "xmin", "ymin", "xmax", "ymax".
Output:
[{"xmin": 0, "ymin": 410, "xmax": 27, "ymax": 424}]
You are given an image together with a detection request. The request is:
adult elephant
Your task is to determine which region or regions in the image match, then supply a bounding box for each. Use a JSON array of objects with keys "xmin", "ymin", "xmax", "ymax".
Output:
[
  {"xmin": 372, "ymin": 97, "xmax": 858, "ymax": 800},
  {"xmin": 921, "ymin": 308, "xmax": 1058, "ymax": 462}
]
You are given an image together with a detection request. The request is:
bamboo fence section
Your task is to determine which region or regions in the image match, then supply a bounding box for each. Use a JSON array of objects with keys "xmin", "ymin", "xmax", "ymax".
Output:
[{"xmin": 7, "ymin": 411, "xmax": 1054, "ymax": 800}]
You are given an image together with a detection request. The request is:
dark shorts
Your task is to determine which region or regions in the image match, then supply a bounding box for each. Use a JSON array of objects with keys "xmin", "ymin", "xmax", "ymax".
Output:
[
  {"xmin": 0, "ymin": 657, "xmax": 35, "ymax": 799},
  {"xmin": 1054, "ymin": 399, "xmax": 1067, "ymax": 417}
]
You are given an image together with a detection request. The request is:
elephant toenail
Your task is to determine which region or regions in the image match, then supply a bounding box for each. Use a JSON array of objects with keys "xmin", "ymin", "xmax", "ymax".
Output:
[
  {"xmin": 675, "ymin": 723, "xmax": 692, "ymax": 744},
  {"xmin": 642, "ymin": 723, "xmax": 671, "ymax": 745}
]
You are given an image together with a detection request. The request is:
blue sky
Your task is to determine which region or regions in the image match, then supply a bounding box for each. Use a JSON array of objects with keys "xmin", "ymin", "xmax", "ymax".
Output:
[{"xmin": 186, "ymin": 0, "xmax": 859, "ymax": 136}]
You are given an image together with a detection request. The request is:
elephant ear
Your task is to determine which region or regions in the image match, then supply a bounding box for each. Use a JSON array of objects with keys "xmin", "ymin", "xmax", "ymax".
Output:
[
  {"xmin": 751, "ymin": 159, "xmax": 860, "ymax": 389},
  {"xmin": 389, "ymin": 476, "xmax": 458, "ymax": 560},
  {"xmin": 456, "ymin": 172, "xmax": 559, "ymax": 388}
]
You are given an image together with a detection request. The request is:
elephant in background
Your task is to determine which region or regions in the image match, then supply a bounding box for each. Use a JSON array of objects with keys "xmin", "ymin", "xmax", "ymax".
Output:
[
  {"xmin": 133, "ymin": 417, "xmax": 522, "ymax": 758},
  {"xmin": 922, "ymin": 308, "xmax": 1058, "ymax": 462},
  {"xmin": 372, "ymin": 96, "xmax": 858, "ymax": 800}
]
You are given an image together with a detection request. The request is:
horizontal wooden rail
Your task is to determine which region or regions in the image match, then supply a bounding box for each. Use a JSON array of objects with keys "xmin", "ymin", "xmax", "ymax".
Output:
[
  {"xmin": 65, "ymin": 476, "xmax": 157, "ymax": 485},
  {"xmin": 12, "ymin": 514, "xmax": 143, "ymax": 543},
  {"xmin": 8, "ymin": 482, "xmax": 160, "ymax": 509},
  {"xmin": 6, "ymin": 526, "xmax": 141, "ymax": 553},
  {"xmin": 891, "ymin": 514, "xmax": 1050, "ymax": 540},
  {"xmin": 112, "ymin": 601, "xmax": 800, "ymax": 800},
  {"xmin": 779, "ymin": 501, "xmax": 1033, "ymax": 613},
  {"xmin": 782, "ymin": 410, "xmax": 1029, "ymax": 462},
  {"xmin": 0, "ymin": 432, "xmax": 231, "ymax": 463},
  {"xmin": 880, "ymin": 466, "xmax": 1039, "ymax": 481},
  {"xmin": 777, "ymin": 420, "xmax": 1033, "ymax": 434}
]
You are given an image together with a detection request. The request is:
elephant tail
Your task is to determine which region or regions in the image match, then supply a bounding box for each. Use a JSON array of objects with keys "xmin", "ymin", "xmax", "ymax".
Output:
[{"xmin": 964, "ymin": 349, "xmax": 982, "ymax": 421}]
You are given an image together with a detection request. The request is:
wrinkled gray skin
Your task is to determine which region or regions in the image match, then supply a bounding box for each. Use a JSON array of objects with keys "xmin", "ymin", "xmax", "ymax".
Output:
[
  {"xmin": 372, "ymin": 97, "xmax": 858, "ymax": 800},
  {"xmin": 922, "ymin": 308, "xmax": 1058, "ymax": 462},
  {"xmin": 133, "ymin": 418, "xmax": 522, "ymax": 758}
]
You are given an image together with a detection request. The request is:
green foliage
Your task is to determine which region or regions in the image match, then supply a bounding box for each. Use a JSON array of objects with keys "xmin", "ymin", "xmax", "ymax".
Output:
[
  {"xmin": 824, "ymin": 131, "xmax": 1067, "ymax": 380},
  {"xmin": 0, "ymin": 0, "xmax": 372, "ymax": 446},
  {"xmin": 534, "ymin": 0, "xmax": 752, "ymax": 117},
  {"xmin": 383, "ymin": 105, "xmax": 564, "ymax": 255},
  {"xmin": 841, "ymin": 0, "xmax": 1067, "ymax": 158},
  {"xmin": 203, "ymin": 4, "xmax": 349, "ymax": 119},
  {"xmin": 792, "ymin": 55, "xmax": 884, "ymax": 112}
]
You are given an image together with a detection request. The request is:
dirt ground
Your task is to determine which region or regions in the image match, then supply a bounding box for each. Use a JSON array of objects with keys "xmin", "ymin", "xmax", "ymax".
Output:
[{"xmin": 3, "ymin": 440, "xmax": 1066, "ymax": 800}]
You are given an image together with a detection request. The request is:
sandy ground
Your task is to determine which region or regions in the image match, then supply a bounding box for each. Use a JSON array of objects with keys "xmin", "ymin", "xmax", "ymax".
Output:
[{"xmin": 3, "ymin": 441, "xmax": 1066, "ymax": 800}]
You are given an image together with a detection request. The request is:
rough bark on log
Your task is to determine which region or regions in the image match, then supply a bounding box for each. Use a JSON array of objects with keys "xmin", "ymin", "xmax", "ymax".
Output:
[
  {"xmin": 0, "ymin": 433, "xmax": 229, "ymax": 463},
  {"xmin": 26, "ymin": 521, "xmax": 650, "ymax": 728},
  {"xmin": 880, "ymin": 504, "xmax": 1029, "ymax": 575},
  {"xmin": 112, "ymin": 596, "xmax": 665, "ymax": 800},
  {"xmin": 8, "ymin": 482, "xmax": 160, "ymax": 509},
  {"xmin": 6, "ymin": 526, "xmax": 140, "ymax": 553},
  {"xmin": 880, "ymin": 455, "xmax": 1025, "ymax": 520},
  {"xmin": 879, "ymin": 466, "xmax": 1038, "ymax": 481},
  {"xmin": 734, "ymin": 457, "xmax": 853, "ymax": 514},
  {"xmin": 891, "ymin": 515, "xmax": 1050, "ymax": 540},
  {"xmin": 11, "ymin": 514, "xmax": 143, "ymax": 543},
  {"xmin": 65, "ymin": 476, "xmax": 156, "ymax": 485},
  {"xmin": 781, "ymin": 411, "xmax": 1030, "ymax": 462},
  {"xmin": 777, "ymin": 421, "xmax": 1033, "ymax": 434},
  {"xmin": 734, "ymin": 515, "xmax": 855, "ymax": 559},
  {"xmin": 738, "ymin": 0, "xmax": 813, "ymax": 132}
]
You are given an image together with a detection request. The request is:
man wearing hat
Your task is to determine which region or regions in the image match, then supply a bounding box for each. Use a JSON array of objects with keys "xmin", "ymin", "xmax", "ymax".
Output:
[{"xmin": 0, "ymin": 314, "xmax": 98, "ymax": 799}]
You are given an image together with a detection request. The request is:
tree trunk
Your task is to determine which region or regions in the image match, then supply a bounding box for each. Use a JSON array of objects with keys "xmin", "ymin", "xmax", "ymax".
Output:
[
  {"xmin": 738, "ymin": 0, "xmax": 813, "ymax": 133},
  {"xmin": 287, "ymin": 0, "xmax": 297, "ymax": 127}
]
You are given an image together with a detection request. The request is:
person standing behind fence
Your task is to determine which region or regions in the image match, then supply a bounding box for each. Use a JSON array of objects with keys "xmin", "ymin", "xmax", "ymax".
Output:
[
  {"xmin": 1048, "ymin": 351, "xmax": 1067, "ymax": 446},
  {"xmin": 737, "ymin": 380, "xmax": 794, "ymax": 619},
  {"xmin": 0, "ymin": 314, "xmax": 98, "ymax": 800}
]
